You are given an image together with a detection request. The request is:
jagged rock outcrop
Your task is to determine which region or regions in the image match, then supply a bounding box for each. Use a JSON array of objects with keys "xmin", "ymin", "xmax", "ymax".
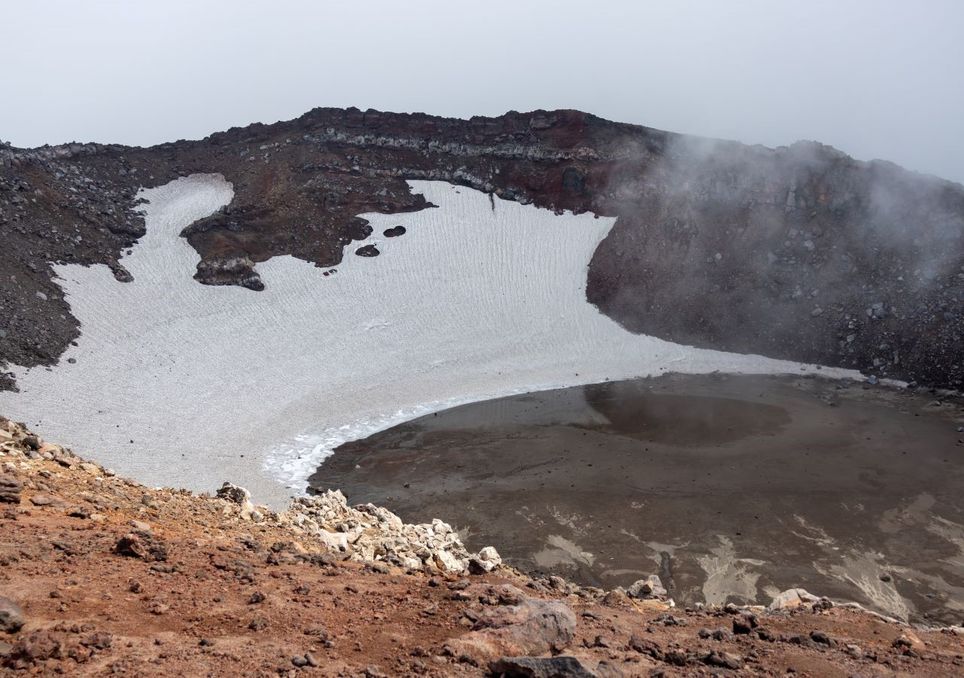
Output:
[{"xmin": 2, "ymin": 108, "xmax": 962, "ymax": 388}]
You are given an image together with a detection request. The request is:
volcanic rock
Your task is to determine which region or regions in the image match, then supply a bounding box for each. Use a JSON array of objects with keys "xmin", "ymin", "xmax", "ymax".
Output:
[
  {"xmin": 216, "ymin": 482, "xmax": 260, "ymax": 521},
  {"xmin": 469, "ymin": 546, "xmax": 503, "ymax": 574},
  {"xmin": 114, "ymin": 530, "xmax": 168, "ymax": 562},
  {"xmin": 768, "ymin": 588, "xmax": 820, "ymax": 612},
  {"xmin": 452, "ymin": 597, "xmax": 577, "ymax": 658},
  {"xmin": 2, "ymin": 108, "xmax": 962, "ymax": 392},
  {"xmin": 489, "ymin": 655, "xmax": 597, "ymax": 677},
  {"xmin": 0, "ymin": 475, "xmax": 21, "ymax": 504},
  {"xmin": 0, "ymin": 597, "xmax": 25, "ymax": 634},
  {"xmin": 703, "ymin": 649, "xmax": 743, "ymax": 669},
  {"xmin": 626, "ymin": 575, "xmax": 667, "ymax": 600},
  {"xmin": 281, "ymin": 489, "xmax": 497, "ymax": 574}
]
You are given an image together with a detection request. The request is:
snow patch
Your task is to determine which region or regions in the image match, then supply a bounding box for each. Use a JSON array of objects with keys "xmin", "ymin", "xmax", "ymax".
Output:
[{"xmin": 0, "ymin": 175, "xmax": 859, "ymax": 507}]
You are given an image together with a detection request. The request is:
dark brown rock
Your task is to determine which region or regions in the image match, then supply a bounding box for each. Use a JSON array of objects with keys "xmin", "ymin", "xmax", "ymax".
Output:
[
  {"xmin": 489, "ymin": 655, "xmax": 596, "ymax": 677},
  {"xmin": 2, "ymin": 629, "xmax": 63, "ymax": 667},
  {"xmin": 0, "ymin": 476, "xmax": 21, "ymax": 505},
  {"xmin": 114, "ymin": 530, "xmax": 168, "ymax": 562}
]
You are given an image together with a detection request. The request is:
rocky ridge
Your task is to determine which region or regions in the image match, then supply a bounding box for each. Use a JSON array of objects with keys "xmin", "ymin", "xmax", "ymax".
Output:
[
  {"xmin": 2, "ymin": 108, "xmax": 963, "ymax": 390},
  {"xmin": 1, "ymin": 415, "xmax": 963, "ymax": 675}
]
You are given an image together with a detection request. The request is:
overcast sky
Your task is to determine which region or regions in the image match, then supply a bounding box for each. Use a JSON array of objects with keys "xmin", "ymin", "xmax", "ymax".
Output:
[{"xmin": 3, "ymin": 0, "xmax": 963, "ymax": 183}]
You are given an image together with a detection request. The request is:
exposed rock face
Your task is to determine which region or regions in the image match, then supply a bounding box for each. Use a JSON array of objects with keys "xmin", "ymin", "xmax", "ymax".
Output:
[{"xmin": 2, "ymin": 109, "xmax": 962, "ymax": 389}]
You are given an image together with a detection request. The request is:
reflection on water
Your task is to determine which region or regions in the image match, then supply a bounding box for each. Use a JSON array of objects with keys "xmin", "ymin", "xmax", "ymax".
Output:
[{"xmin": 582, "ymin": 380, "xmax": 790, "ymax": 445}]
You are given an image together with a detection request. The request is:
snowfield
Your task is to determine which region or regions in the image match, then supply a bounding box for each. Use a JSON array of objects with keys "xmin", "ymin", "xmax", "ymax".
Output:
[{"xmin": 0, "ymin": 175, "xmax": 859, "ymax": 506}]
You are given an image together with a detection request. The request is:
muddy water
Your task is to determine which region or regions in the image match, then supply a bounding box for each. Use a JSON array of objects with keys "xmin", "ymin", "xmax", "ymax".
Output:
[{"xmin": 308, "ymin": 374, "xmax": 964, "ymax": 625}]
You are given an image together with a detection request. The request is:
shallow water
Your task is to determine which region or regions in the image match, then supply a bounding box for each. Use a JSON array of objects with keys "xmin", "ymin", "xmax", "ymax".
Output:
[{"xmin": 310, "ymin": 373, "xmax": 964, "ymax": 625}]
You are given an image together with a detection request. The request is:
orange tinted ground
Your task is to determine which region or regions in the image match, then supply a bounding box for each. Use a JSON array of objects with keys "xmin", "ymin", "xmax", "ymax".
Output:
[{"xmin": 1, "ymin": 417, "xmax": 962, "ymax": 676}]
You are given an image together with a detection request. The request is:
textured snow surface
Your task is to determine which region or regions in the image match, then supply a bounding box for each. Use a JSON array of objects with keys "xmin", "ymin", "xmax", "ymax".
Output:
[{"xmin": 0, "ymin": 175, "xmax": 858, "ymax": 506}]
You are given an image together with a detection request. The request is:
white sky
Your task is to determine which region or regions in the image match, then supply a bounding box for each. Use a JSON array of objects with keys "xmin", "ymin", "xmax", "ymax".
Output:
[{"xmin": 3, "ymin": 0, "xmax": 963, "ymax": 183}]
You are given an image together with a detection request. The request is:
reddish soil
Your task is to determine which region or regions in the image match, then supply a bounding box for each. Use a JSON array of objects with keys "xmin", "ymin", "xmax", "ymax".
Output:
[{"xmin": 1, "ymin": 417, "xmax": 962, "ymax": 676}]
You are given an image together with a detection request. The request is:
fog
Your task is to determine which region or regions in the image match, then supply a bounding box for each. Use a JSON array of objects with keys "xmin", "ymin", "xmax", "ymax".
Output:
[{"xmin": 2, "ymin": 0, "xmax": 963, "ymax": 183}]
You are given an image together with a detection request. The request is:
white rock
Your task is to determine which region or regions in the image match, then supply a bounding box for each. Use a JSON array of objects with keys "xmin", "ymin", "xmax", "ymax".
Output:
[
  {"xmin": 316, "ymin": 529, "xmax": 349, "ymax": 551},
  {"xmin": 767, "ymin": 588, "xmax": 820, "ymax": 612},
  {"xmin": 433, "ymin": 549, "xmax": 466, "ymax": 573}
]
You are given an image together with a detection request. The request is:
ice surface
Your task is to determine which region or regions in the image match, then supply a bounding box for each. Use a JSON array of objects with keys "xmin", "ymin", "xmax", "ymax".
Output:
[{"xmin": 0, "ymin": 175, "xmax": 859, "ymax": 506}]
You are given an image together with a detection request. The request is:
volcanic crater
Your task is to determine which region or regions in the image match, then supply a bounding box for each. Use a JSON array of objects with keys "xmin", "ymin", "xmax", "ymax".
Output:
[{"xmin": 1, "ymin": 107, "xmax": 963, "ymax": 627}]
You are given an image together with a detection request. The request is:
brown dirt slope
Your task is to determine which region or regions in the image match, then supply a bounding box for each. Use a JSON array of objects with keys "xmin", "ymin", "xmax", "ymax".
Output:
[{"xmin": 0, "ymin": 416, "xmax": 962, "ymax": 676}]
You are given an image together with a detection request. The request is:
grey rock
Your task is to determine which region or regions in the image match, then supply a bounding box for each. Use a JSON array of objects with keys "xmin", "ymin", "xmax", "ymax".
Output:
[
  {"xmin": 626, "ymin": 574, "xmax": 667, "ymax": 599},
  {"xmin": 0, "ymin": 596, "xmax": 25, "ymax": 634},
  {"xmin": 489, "ymin": 656, "xmax": 596, "ymax": 678},
  {"xmin": 29, "ymin": 494, "xmax": 60, "ymax": 507},
  {"xmin": 703, "ymin": 649, "xmax": 742, "ymax": 670}
]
